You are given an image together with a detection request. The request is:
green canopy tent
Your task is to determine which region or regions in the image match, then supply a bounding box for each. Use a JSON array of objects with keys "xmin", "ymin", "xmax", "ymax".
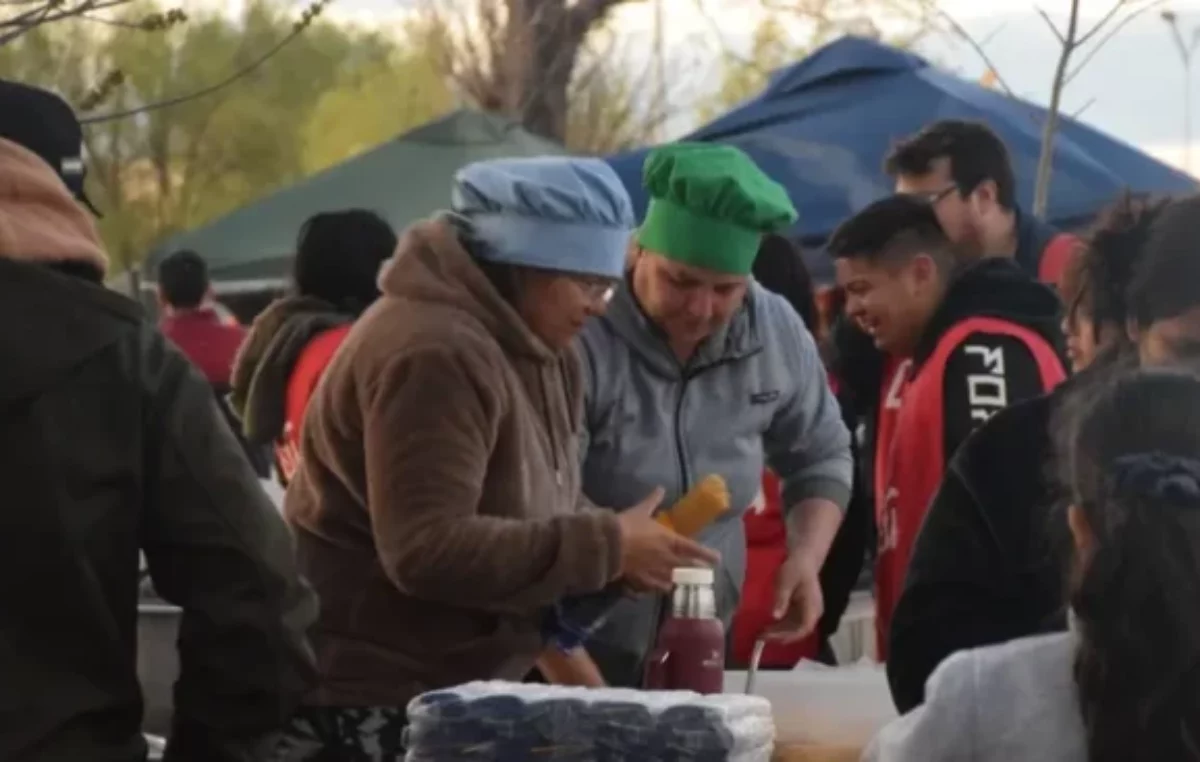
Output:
[{"xmin": 142, "ymin": 109, "xmax": 566, "ymax": 285}]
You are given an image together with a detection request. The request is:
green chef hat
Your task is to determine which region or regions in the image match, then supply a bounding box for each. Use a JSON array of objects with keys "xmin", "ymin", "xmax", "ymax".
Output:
[{"xmin": 637, "ymin": 142, "xmax": 798, "ymax": 275}]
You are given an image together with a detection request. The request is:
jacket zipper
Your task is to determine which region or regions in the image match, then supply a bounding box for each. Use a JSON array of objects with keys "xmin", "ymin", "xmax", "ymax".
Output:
[
  {"xmin": 670, "ymin": 356, "xmax": 742, "ymax": 491},
  {"xmin": 646, "ymin": 366, "xmax": 695, "ymax": 678},
  {"xmin": 673, "ymin": 372, "xmax": 693, "ymax": 492}
]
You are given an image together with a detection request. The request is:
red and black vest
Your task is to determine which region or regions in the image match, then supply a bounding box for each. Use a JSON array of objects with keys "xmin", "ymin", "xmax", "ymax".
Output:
[{"xmin": 872, "ymin": 318, "xmax": 1066, "ymax": 660}]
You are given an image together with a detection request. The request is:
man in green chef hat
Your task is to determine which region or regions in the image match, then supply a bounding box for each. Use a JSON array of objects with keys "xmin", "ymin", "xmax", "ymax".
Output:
[{"xmin": 571, "ymin": 142, "xmax": 854, "ymax": 686}]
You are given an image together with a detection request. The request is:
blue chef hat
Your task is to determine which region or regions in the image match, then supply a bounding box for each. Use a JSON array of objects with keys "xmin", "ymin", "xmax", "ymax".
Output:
[{"xmin": 451, "ymin": 156, "xmax": 634, "ymax": 280}]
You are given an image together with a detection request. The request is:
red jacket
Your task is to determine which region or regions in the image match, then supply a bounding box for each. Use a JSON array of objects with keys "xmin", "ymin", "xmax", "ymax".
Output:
[
  {"xmin": 276, "ymin": 324, "xmax": 352, "ymax": 484},
  {"xmin": 160, "ymin": 309, "xmax": 246, "ymax": 388}
]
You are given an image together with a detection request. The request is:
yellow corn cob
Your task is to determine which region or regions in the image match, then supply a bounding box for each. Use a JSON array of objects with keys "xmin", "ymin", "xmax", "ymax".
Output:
[{"xmin": 655, "ymin": 475, "xmax": 730, "ymax": 537}]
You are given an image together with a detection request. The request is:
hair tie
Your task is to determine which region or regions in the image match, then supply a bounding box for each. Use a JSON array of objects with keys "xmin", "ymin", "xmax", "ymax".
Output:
[{"xmin": 1111, "ymin": 452, "xmax": 1200, "ymax": 506}]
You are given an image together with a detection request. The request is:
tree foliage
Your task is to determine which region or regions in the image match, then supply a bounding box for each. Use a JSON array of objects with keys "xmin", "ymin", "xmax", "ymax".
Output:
[{"xmin": 0, "ymin": 0, "xmax": 452, "ymax": 270}]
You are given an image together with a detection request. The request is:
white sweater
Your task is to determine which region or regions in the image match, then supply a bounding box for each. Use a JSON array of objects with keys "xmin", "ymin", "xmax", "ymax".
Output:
[{"xmin": 864, "ymin": 632, "xmax": 1086, "ymax": 762}]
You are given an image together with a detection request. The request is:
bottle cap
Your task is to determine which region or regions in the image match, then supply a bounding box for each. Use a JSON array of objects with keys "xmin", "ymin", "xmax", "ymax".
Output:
[{"xmin": 672, "ymin": 567, "xmax": 714, "ymax": 586}]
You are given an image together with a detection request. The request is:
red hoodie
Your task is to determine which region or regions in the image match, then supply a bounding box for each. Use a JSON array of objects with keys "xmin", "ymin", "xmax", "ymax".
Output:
[
  {"xmin": 160, "ymin": 309, "xmax": 246, "ymax": 388},
  {"xmin": 276, "ymin": 324, "xmax": 352, "ymax": 484}
]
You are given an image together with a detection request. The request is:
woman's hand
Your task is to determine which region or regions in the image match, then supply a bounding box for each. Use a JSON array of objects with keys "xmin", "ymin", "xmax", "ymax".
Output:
[{"xmin": 616, "ymin": 488, "xmax": 721, "ymax": 593}]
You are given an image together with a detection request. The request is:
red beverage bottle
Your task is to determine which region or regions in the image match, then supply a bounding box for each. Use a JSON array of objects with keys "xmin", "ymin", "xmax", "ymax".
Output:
[{"xmin": 643, "ymin": 567, "xmax": 726, "ymax": 694}]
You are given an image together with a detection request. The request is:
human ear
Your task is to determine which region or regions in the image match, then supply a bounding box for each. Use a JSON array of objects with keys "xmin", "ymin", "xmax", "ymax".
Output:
[
  {"xmin": 971, "ymin": 179, "xmax": 998, "ymax": 211},
  {"xmin": 910, "ymin": 254, "xmax": 939, "ymax": 288}
]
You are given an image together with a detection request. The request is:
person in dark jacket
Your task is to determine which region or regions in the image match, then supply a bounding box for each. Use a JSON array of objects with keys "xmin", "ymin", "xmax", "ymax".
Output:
[
  {"xmin": 885, "ymin": 119, "xmax": 1080, "ymax": 287},
  {"xmin": 0, "ymin": 80, "xmax": 316, "ymax": 761},
  {"xmin": 887, "ymin": 192, "xmax": 1200, "ymax": 713},
  {"xmin": 230, "ymin": 209, "xmax": 396, "ymax": 486},
  {"xmin": 829, "ymin": 194, "xmax": 1068, "ymax": 663}
]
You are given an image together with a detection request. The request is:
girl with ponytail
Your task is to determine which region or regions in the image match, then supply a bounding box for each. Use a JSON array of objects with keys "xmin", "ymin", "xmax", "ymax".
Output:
[
  {"xmin": 868, "ymin": 367, "xmax": 1200, "ymax": 761},
  {"xmin": 1065, "ymin": 369, "xmax": 1200, "ymax": 762}
]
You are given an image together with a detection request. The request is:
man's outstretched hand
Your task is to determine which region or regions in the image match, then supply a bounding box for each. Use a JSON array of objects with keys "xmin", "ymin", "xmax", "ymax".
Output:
[{"xmin": 765, "ymin": 552, "xmax": 824, "ymax": 642}]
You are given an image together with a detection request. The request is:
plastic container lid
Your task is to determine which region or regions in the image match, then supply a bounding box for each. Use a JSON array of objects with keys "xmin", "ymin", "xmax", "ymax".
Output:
[{"xmin": 672, "ymin": 567, "xmax": 714, "ymax": 586}]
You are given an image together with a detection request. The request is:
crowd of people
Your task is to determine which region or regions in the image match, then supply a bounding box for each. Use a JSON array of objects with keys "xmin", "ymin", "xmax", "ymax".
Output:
[{"xmin": 3, "ymin": 75, "xmax": 1200, "ymax": 762}]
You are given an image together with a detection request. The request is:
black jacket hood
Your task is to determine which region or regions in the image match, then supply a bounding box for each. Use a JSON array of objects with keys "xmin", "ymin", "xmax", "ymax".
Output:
[
  {"xmin": 0, "ymin": 258, "xmax": 140, "ymax": 407},
  {"xmin": 914, "ymin": 257, "xmax": 1066, "ymax": 369}
]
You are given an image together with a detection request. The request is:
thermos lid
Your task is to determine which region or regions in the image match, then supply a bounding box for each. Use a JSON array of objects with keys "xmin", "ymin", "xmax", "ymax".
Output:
[{"xmin": 672, "ymin": 567, "xmax": 714, "ymax": 586}]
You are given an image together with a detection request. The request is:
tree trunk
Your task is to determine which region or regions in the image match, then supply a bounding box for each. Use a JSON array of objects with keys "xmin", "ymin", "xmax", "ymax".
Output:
[
  {"xmin": 502, "ymin": 0, "xmax": 627, "ymax": 142},
  {"xmin": 1032, "ymin": 0, "xmax": 1081, "ymax": 220}
]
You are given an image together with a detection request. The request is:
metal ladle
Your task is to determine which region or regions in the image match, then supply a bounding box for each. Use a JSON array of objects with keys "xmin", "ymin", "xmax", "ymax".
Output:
[{"xmin": 744, "ymin": 637, "xmax": 766, "ymax": 694}]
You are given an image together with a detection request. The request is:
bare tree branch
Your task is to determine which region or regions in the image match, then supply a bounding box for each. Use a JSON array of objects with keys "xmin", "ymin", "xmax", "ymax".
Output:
[
  {"xmin": 1033, "ymin": 0, "xmax": 1082, "ymax": 218},
  {"xmin": 1065, "ymin": 0, "xmax": 1167, "ymax": 84},
  {"xmin": 567, "ymin": 27, "xmax": 683, "ymax": 153},
  {"xmin": 80, "ymin": 7, "xmax": 186, "ymax": 30},
  {"xmin": 1035, "ymin": 6, "xmax": 1065, "ymax": 45},
  {"xmin": 80, "ymin": 0, "xmax": 329, "ymax": 123},
  {"xmin": 0, "ymin": 0, "xmax": 131, "ymax": 45},
  {"xmin": 567, "ymin": 0, "xmax": 629, "ymax": 34},
  {"xmin": 1075, "ymin": 0, "xmax": 1131, "ymax": 48},
  {"xmin": 691, "ymin": 0, "xmax": 771, "ymax": 72},
  {"xmin": 1070, "ymin": 96, "xmax": 1096, "ymax": 119},
  {"xmin": 977, "ymin": 22, "xmax": 1007, "ymax": 48},
  {"xmin": 938, "ymin": 6, "xmax": 1018, "ymax": 98}
]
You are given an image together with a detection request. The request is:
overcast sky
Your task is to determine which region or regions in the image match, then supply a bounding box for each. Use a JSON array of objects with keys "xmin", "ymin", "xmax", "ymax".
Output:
[
  {"xmin": 230, "ymin": 0, "xmax": 1200, "ymax": 173},
  {"xmin": 608, "ymin": 0, "xmax": 1200, "ymax": 173}
]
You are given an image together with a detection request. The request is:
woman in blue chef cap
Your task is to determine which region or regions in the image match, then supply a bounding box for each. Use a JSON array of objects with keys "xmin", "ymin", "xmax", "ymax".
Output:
[{"xmin": 274, "ymin": 156, "xmax": 716, "ymax": 760}]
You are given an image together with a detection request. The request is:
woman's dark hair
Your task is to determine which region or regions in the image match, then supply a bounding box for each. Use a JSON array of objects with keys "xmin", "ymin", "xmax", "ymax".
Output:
[
  {"xmin": 1128, "ymin": 192, "xmax": 1200, "ymax": 331},
  {"xmin": 292, "ymin": 209, "xmax": 397, "ymax": 316},
  {"xmin": 1060, "ymin": 368, "xmax": 1200, "ymax": 762},
  {"xmin": 1071, "ymin": 193, "xmax": 1169, "ymax": 346},
  {"xmin": 753, "ymin": 233, "xmax": 817, "ymax": 331}
]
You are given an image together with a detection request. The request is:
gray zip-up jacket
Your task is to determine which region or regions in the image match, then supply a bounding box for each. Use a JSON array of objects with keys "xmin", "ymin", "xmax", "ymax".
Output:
[{"xmin": 571, "ymin": 278, "xmax": 852, "ymax": 681}]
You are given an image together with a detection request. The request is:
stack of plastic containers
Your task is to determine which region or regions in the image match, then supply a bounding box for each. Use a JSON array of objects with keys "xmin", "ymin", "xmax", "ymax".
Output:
[{"xmin": 404, "ymin": 682, "xmax": 774, "ymax": 761}]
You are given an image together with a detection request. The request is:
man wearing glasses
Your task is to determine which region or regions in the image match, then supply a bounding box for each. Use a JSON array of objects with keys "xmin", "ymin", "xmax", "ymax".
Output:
[{"xmin": 886, "ymin": 119, "xmax": 1079, "ymax": 289}]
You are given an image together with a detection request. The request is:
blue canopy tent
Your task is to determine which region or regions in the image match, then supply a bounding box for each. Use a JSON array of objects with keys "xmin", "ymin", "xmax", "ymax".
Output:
[{"xmin": 606, "ymin": 36, "xmax": 1195, "ymax": 280}]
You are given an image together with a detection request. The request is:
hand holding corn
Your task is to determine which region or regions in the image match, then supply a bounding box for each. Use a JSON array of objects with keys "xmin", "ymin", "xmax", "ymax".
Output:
[
  {"xmin": 655, "ymin": 475, "xmax": 730, "ymax": 537},
  {"xmin": 616, "ymin": 486, "xmax": 722, "ymax": 593}
]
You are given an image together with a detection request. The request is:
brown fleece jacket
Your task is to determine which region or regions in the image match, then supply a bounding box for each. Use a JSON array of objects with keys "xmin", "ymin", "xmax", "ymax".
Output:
[
  {"xmin": 0, "ymin": 138, "xmax": 107, "ymax": 273},
  {"xmin": 284, "ymin": 218, "xmax": 623, "ymax": 707}
]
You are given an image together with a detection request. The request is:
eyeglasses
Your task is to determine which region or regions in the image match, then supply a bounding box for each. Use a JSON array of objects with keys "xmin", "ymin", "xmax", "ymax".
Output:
[
  {"xmin": 571, "ymin": 276, "xmax": 616, "ymax": 304},
  {"xmin": 910, "ymin": 185, "xmax": 958, "ymax": 205}
]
